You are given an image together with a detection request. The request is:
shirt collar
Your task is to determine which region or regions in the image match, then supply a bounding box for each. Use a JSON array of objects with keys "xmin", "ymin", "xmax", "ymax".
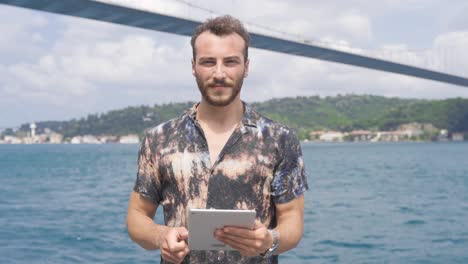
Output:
[{"xmin": 186, "ymin": 101, "xmax": 260, "ymax": 128}]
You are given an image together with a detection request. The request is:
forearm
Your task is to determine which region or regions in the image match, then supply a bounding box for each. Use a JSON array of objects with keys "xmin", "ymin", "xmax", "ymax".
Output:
[
  {"xmin": 127, "ymin": 210, "xmax": 169, "ymax": 250},
  {"xmin": 273, "ymin": 195, "xmax": 305, "ymax": 255},
  {"xmin": 274, "ymin": 217, "xmax": 303, "ymax": 254}
]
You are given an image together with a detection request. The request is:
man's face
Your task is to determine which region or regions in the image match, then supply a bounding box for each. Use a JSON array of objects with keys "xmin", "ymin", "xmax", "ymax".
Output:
[{"xmin": 192, "ymin": 31, "xmax": 249, "ymax": 107}]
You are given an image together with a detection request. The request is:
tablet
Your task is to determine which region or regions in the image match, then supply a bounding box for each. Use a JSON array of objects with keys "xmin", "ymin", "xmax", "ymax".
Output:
[{"xmin": 188, "ymin": 208, "xmax": 256, "ymax": 251}]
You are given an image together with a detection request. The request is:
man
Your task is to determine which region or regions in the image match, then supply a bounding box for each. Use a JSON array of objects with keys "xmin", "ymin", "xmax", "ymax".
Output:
[{"xmin": 126, "ymin": 15, "xmax": 308, "ymax": 263}]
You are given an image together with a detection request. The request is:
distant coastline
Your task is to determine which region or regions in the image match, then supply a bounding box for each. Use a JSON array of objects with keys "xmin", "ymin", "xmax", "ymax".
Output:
[
  {"xmin": 1, "ymin": 122, "xmax": 465, "ymax": 145},
  {"xmin": 1, "ymin": 95, "xmax": 467, "ymax": 144}
]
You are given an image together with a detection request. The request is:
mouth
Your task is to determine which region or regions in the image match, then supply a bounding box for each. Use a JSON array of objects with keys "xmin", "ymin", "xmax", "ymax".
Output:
[
  {"xmin": 210, "ymin": 83, "xmax": 231, "ymax": 90},
  {"xmin": 210, "ymin": 86, "xmax": 229, "ymax": 94}
]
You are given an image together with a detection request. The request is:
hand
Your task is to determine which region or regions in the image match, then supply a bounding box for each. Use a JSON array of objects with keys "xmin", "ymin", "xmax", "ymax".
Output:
[
  {"xmin": 159, "ymin": 227, "xmax": 190, "ymax": 264},
  {"xmin": 214, "ymin": 220, "xmax": 273, "ymax": 257}
]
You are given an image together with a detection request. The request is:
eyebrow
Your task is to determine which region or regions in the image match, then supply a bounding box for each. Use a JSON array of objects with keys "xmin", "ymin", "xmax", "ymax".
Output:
[
  {"xmin": 198, "ymin": 56, "xmax": 241, "ymax": 61},
  {"xmin": 224, "ymin": 56, "xmax": 241, "ymax": 61},
  {"xmin": 198, "ymin": 57, "xmax": 215, "ymax": 62}
]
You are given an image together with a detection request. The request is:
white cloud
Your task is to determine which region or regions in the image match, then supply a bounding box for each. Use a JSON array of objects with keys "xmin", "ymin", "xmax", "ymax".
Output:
[
  {"xmin": 335, "ymin": 11, "xmax": 372, "ymax": 41},
  {"xmin": 99, "ymin": 0, "xmax": 374, "ymax": 45},
  {"xmin": 0, "ymin": 6, "xmax": 49, "ymax": 62},
  {"xmin": 365, "ymin": 31, "xmax": 468, "ymax": 78},
  {"xmin": 1, "ymin": 0, "xmax": 468, "ymax": 127},
  {"xmin": 433, "ymin": 31, "xmax": 468, "ymax": 75}
]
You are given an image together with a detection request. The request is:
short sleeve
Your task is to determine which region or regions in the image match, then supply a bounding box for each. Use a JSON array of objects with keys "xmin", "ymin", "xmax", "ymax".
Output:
[
  {"xmin": 133, "ymin": 132, "xmax": 162, "ymax": 205},
  {"xmin": 270, "ymin": 130, "xmax": 309, "ymax": 204}
]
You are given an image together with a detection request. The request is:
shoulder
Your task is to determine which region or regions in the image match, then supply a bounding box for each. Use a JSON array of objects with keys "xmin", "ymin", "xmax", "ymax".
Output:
[
  {"xmin": 143, "ymin": 112, "xmax": 189, "ymax": 141},
  {"xmin": 248, "ymin": 106, "xmax": 298, "ymax": 141}
]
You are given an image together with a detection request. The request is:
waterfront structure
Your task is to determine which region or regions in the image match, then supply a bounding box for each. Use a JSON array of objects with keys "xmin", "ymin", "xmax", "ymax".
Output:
[
  {"xmin": 320, "ymin": 131, "xmax": 345, "ymax": 142},
  {"xmin": 70, "ymin": 136, "xmax": 82, "ymax": 144},
  {"xmin": 30, "ymin": 123, "xmax": 36, "ymax": 139},
  {"xmin": 3, "ymin": 136, "xmax": 22, "ymax": 144},
  {"xmin": 348, "ymin": 130, "xmax": 373, "ymax": 142},
  {"xmin": 48, "ymin": 133, "xmax": 64, "ymax": 144},
  {"xmin": 452, "ymin": 133, "xmax": 464, "ymax": 141},
  {"xmin": 119, "ymin": 134, "xmax": 140, "ymax": 144}
]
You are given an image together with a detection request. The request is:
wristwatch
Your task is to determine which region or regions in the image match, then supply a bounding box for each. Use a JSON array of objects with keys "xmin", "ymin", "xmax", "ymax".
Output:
[{"xmin": 260, "ymin": 229, "xmax": 279, "ymax": 258}]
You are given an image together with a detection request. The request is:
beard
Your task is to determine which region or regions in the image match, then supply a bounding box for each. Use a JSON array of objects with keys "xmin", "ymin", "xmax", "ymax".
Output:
[{"xmin": 195, "ymin": 73, "xmax": 244, "ymax": 107}]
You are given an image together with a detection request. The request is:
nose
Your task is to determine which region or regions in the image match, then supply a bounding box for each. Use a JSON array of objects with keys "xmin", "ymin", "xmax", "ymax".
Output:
[{"xmin": 213, "ymin": 64, "xmax": 226, "ymax": 80}]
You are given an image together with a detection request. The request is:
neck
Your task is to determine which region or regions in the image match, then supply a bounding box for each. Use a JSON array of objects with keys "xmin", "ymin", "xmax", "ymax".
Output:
[{"xmin": 196, "ymin": 98, "xmax": 244, "ymax": 128}]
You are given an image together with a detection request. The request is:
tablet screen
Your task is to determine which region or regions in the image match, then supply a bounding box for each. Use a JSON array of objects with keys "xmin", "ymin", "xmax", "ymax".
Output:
[{"xmin": 188, "ymin": 208, "xmax": 256, "ymax": 251}]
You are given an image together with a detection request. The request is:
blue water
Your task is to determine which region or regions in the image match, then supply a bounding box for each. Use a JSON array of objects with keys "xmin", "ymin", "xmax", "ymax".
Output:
[{"xmin": 1, "ymin": 142, "xmax": 468, "ymax": 263}]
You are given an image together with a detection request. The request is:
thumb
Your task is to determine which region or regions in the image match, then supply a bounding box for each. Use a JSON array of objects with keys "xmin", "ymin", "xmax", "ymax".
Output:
[
  {"xmin": 177, "ymin": 227, "xmax": 189, "ymax": 240},
  {"xmin": 254, "ymin": 220, "xmax": 264, "ymax": 229}
]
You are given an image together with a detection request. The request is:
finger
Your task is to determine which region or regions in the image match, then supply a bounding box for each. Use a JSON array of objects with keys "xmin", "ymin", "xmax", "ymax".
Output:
[
  {"xmin": 170, "ymin": 243, "xmax": 188, "ymax": 253},
  {"xmin": 161, "ymin": 252, "xmax": 179, "ymax": 264},
  {"xmin": 217, "ymin": 235, "xmax": 251, "ymax": 252},
  {"xmin": 177, "ymin": 227, "xmax": 189, "ymax": 240},
  {"xmin": 223, "ymin": 226, "xmax": 256, "ymax": 239},
  {"xmin": 253, "ymin": 220, "xmax": 263, "ymax": 229},
  {"xmin": 162, "ymin": 248, "xmax": 188, "ymax": 264},
  {"xmin": 219, "ymin": 236, "xmax": 258, "ymax": 256},
  {"xmin": 168, "ymin": 251, "xmax": 185, "ymax": 264},
  {"xmin": 167, "ymin": 240, "xmax": 187, "ymax": 252},
  {"xmin": 167, "ymin": 231, "xmax": 189, "ymax": 252},
  {"xmin": 216, "ymin": 230, "xmax": 256, "ymax": 248},
  {"xmin": 175, "ymin": 248, "xmax": 189, "ymax": 261}
]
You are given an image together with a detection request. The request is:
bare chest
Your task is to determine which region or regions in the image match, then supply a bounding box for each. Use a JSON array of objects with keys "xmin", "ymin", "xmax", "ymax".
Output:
[{"xmin": 202, "ymin": 126, "xmax": 237, "ymax": 167}]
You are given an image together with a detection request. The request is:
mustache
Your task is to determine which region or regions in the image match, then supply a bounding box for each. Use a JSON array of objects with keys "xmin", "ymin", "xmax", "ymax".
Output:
[{"xmin": 208, "ymin": 79, "xmax": 233, "ymax": 87}]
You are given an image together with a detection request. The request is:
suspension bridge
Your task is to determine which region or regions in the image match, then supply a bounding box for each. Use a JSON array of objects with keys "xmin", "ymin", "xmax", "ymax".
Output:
[{"xmin": 1, "ymin": 0, "xmax": 467, "ymax": 87}]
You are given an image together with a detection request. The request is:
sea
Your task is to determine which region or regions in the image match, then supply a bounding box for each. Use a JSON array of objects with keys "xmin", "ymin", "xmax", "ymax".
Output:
[{"xmin": 1, "ymin": 142, "xmax": 467, "ymax": 263}]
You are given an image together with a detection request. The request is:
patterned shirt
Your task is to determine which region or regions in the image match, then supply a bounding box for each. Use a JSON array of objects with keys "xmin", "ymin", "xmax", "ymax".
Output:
[{"xmin": 133, "ymin": 102, "xmax": 308, "ymax": 264}]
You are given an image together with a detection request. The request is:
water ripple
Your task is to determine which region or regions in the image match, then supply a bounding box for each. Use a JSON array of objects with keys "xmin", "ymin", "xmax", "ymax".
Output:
[
  {"xmin": 432, "ymin": 238, "xmax": 468, "ymax": 245},
  {"xmin": 318, "ymin": 240, "xmax": 382, "ymax": 249},
  {"xmin": 404, "ymin": 220, "xmax": 426, "ymax": 225},
  {"xmin": 2, "ymin": 143, "xmax": 468, "ymax": 263}
]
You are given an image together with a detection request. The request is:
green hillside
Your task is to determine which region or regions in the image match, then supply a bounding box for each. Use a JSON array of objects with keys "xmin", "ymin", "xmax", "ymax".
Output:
[{"xmin": 14, "ymin": 95, "xmax": 468, "ymax": 140}]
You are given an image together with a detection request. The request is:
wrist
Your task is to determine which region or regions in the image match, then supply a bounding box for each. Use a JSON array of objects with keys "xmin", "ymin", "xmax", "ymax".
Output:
[
  {"xmin": 155, "ymin": 225, "xmax": 170, "ymax": 248},
  {"xmin": 261, "ymin": 229, "xmax": 279, "ymax": 258}
]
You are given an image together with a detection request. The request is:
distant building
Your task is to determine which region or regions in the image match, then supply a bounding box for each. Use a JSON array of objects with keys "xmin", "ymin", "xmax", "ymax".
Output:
[
  {"xmin": 70, "ymin": 136, "xmax": 82, "ymax": 144},
  {"xmin": 30, "ymin": 123, "xmax": 36, "ymax": 139},
  {"xmin": 372, "ymin": 131, "xmax": 405, "ymax": 142},
  {"xmin": 319, "ymin": 131, "xmax": 344, "ymax": 142},
  {"xmin": 452, "ymin": 133, "xmax": 464, "ymax": 142},
  {"xmin": 36, "ymin": 134, "xmax": 48, "ymax": 144},
  {"xmin": 82, "ymin": 135, "xmax": 101, "ymax": 144},
  {"xmin": 398, "ymin": 122, "xmax": 437, "ymax": 132},
  {"xmin": 119, "ymin": 134, "xmax": 140, "ymax": 144},
  {"xmin": 438, "ymin": 129, "xmax": 449, "ymax": 141},
  {"xmin": 48, "ymin": 133, "xmax": 63, "ymax": 144},
  {"xmin": 4, "ymin": 136, "xmax": 22, "ymax": 144},
  {"xmin": 348, "ymin": 130, "xmax": 373, "ymax": 141},
  {"xmin": 99, "ymin": 135, "xmax": 118, "ymax": 143},
  {"xmin": 309, "ymin": 130, "xmax": 326, "ymax": 141},
  {"xmin": 401, "ymin": 128, "xmax": 423, "ymax": 138}
]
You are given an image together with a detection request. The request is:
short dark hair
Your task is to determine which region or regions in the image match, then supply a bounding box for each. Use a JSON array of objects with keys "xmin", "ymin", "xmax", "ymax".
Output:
[{"xmin": 190, "ymin": 15, "xmax": 250, "ymax": 61}]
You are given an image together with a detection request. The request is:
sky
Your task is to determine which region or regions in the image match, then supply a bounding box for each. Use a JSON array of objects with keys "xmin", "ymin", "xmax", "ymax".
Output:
[{"xmin": 1, "ymin": 0, "xmax": 468, "ymax": 128}]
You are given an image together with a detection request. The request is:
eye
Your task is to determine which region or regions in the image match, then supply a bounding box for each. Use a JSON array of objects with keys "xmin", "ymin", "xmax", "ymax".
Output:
[
  {"xmin": 200, "ymin": 60, "xmax": 215, "ymax": 66},
  {"xmin": 198, "ymin": 58, "xmax": 216, "ymax": 67},
  {"xmin": 225, "ymin": 59, "xmax": 239, "ymax": 66}
]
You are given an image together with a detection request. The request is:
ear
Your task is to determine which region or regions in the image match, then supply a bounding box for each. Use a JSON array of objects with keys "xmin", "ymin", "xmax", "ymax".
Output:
[
  {"xmin": 243, "ymin": 58, "xmax": 250, "ymax": 78},
  {"xmin": 191, "ymin": 58, "xmax": 195, "ymax": 76}
]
